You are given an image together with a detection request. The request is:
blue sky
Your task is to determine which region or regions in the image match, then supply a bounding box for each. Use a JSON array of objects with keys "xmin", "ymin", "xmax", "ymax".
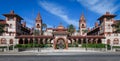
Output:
[{"xmin": 0, "ymin": 0, "xmax": 120, "ymax": 29}]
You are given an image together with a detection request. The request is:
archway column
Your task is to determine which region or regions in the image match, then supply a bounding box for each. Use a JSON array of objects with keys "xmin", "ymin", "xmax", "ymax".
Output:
[
  {"xmin": 81, "ymin": 39, "xmax": 83, "ymax": 44},
  {"xmin": 72, "ymin": 39, "xmax": 75, "ymax": 44},
  {"xmin": 22, "ymin": 38, "xmax": 25, "ymax": 44},
  {"xmin": 76, "ymin": 39, "xmax": 78, "ymax": 43},
  {"xmin": 95, "ymin": 38, "xmax": 98, "ymax": 44},
  {"xmin": 65, "ymin": 39, "xmax": 68, "ymax": 49},
  {"xmin": 27, "ymin": 38, "xmax": 30, "ymax": 44},
  {"xmin": 90, "ymin": 38, "xmax": 93, "ymax": 44},
  {"xmin": 18, "ymin": 39, "xmax": 20, "ymax": 44},
  {"xmin": 42, "ymin": 38, "xmax": 45, "ymax": 44},
  {"xmin": 38, "ymin": 38, "xmax": 41, "ymax": 44},
  {"xmin": 47, "ymin": 39, "xmax": 50, "ymax": 44},
  {"xmin": 32, "ymin": 38, "xmax": 35, "ymax": 44}
]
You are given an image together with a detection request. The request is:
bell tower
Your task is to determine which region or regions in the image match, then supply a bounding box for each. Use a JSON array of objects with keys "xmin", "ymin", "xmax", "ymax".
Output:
[
  {"xmin": 98, "ymin": 12, "xmax": 116, "ymax": 35},
  {"xmin": 79, "ymin": 13, "xmax": 87, "ymax": 36},
  {"xmin": 35, "ymin": 12, "xmax": 42, "ymax": 35}
]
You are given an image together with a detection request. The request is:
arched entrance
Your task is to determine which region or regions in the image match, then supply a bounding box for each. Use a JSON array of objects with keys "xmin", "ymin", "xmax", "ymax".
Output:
[
  {"xmin": 56, "ymin": 38, "xmax": 66, "ymax": 49},
  {"xmin": 107, "ymin": 39, "xmax": 111, "ymax": 44}
]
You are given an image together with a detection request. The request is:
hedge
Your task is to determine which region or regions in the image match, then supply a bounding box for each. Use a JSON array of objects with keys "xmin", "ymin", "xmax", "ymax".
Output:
[
  {"xmin": 81, "ymin": 44, "xmax": 106, "ymax": 48},
  {"xmin": 113, "ymin": 46, "xmax": 120, "ymax": 48},
  {"xmin": 15, "ymin": 44, "xmax": 52, "ymax": 48}
]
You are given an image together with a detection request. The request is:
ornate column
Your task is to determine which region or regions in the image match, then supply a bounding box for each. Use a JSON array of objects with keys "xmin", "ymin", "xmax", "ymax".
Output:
[
  {"xmin": 22, "ymin": 38, "xmax": 25, "ymax": 44},
  {"xmin": 47, "ymin": 39, "xmax": 50, "ymax": 44},
  {"xmin": 18, "ymin": 39, "xmax": 20, "ymax": 44},
  {"xmin": 95, "ymin": 38, "xmax": 98, "ymax": 44},
  {"xmin": 38, "ymin": 38, "xmax": 41, "ymax": 44},
  {"xmin": 53, "ymin": 39, "xmax": 56, "ymax": 49},
  {"xmin": 81, "ymin": 38, "xmax": 83, "ymax": 44},
  {"xmin": 72, "ymin": 39, "xmax": 75, "ymax": 44},
  {"xmin": 76, "ymin": 39, "xmax": 78, "ymax": 43},
  {"xmin": 65, "ymin": 39, "xmax": 68, "ymax": 49},
  {"xmin": 33, "ymin": 38, "xmax": 35, "ymax": 44},
  {"xmin": 42, "ymin": 38, "xmax": 45, "ymax": 44},
  {"xmin": 90, "ymin": 38, "xmax": 93, "ymax": 44},
  {"xmin": 27, "ymin": 38, "xmax": 30, "ymax": 44}
]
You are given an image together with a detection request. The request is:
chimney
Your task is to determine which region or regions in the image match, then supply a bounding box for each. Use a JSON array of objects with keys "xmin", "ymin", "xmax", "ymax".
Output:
[{"xmin": 95, "ymin": 22, "xmax": 98, "ymax": 27}]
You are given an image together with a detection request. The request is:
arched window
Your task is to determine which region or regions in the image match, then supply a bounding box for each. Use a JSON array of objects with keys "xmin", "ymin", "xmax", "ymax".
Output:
[
  {"xmin": 82, "ymin": 24, "xmax": 84, "ymax": 27},
  {"xmin": 0, "ymin": 38, "xmax": 7, "ymax": 44},
  {"xmin": 36, "ymin": 24, "xmax": 40, "ymax": 28},
  {"xmin": 107, "ymin": 39, "xmax": 111, "ymax": 44},
  {"xmin": 113, "ymin": 38, "xmax": 119, "ymax": 44},
  {"xmin": 10, "ymin": 39, "xmax": 13, "ymax": 44}
]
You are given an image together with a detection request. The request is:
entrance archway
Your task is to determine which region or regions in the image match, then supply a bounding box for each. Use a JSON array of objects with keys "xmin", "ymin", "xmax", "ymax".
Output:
[{"xmin": 56, "ymin": 38, "xmax": 66, "ymax": 49}]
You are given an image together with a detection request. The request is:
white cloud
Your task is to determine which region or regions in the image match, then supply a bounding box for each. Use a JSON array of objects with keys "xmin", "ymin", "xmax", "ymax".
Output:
[
  {"xmin": 77, "ymin": 0, "xmax": 119, "ymax": 14},
  {"xmin": 38, "ymin": 1, "xmax": 78, "ymax": 27}
]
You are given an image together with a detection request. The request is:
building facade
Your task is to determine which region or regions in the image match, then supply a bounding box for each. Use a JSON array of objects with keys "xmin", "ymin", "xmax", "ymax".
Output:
[{"xmin": 0, "ymin": 10, "xmax": 120, "ymax": 51}]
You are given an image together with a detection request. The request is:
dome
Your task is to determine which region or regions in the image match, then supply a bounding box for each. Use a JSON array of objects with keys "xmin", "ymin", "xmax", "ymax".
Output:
[{"xmin": 57, "ymin": 25, "xmax": 64, "ymax": 29}]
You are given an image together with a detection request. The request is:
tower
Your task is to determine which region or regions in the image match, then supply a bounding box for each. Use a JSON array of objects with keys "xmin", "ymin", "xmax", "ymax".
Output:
[
  {"xmin": 98, "ymin": 12, "xmax": 116, "ymax": 36},
  {"xmin": 3, "ymin": 10, "xmax": 23, "ymax": 36},
  {"xmin": 79, "ymin": 13, "xmax": 87, "ymax": 36},
  {"xmin": 35, "ymin": 12, "xmax": 42, "ymax": 35}
]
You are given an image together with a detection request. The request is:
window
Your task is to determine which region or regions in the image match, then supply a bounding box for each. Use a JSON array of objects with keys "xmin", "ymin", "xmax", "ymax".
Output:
[
  {"xmin": 9, "ymin": 24, "xmax": 12, "ymax": 28},
  {"xmin": 113, "ymin": 38, "xmax": 119, "ymax": 44},
  {"xmin": 108, "ymin": 24, "xmax": 111, "ymax": 29},
  {"xmin": 10, "ymin": 39, "xmax": 13, "ymax": 44},
  {"xmin": 0, "ymin": 38, "xmax": 7, "ymax": 44},
  {"xmin": 81, "ymin": 24, "xmax": 85, "ymax": 28},
  {"xmin": 36, "ymin": 24, "xmax": 40, "ymax": 28},
  {"xmin": 106, "ymin": 17, "xmax": 111, "ymax": 21},
  {"xmin": 107, "ymin": 39, "xmax": 110, "ymax": 44}
]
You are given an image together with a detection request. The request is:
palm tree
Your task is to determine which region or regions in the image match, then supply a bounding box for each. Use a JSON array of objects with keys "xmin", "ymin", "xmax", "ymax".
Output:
[
  {"xmin": 42, "ymin": 23, "xmax": 47, "ymax": 30},
  {"xmin": 67, "ymin": 24, "xmax": 75, "ymax": 35}
]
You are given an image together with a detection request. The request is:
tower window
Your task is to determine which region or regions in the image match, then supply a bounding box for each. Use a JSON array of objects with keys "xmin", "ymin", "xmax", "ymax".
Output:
[
  {"xmin": 81, "ymin": 24, "xmax": 85, "ymax": 28},
  {"xmin": 9, "ymin": 17, "xmax": 14, "ymax": 21},
  {"xmin": 36, "ymin": 24, "xmax": 40, "ymax": 28},
  {"xmin": 107, "ymin": 17, "xmax": 111, "ymax": 21}
]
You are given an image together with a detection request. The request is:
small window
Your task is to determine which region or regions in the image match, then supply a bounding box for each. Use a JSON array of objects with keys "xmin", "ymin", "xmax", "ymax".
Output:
[
  {"xmin": 36, "ymin": 24, "xmax": 40, "ymax": 28},
  {"xmin": 113, "ymin": 38, "xmax": 119, "ymax": 44},
  {"xmin": 9, "ymin": 17, "xmax": 13, "ymax": 21},
  {"xmin": 0, "ymin": 38, "xmax": 7, "ymax": 44},
  {"xmin": 10, "ymin": 39, "xmax": 13, "ymax": 44},
  {"xmin": 81, "ymin": 24, "xmax": 85, "ymax": 28},
  {"xmin": 9, "ymin": 24, "xmax": 12, "ymax": 28}
]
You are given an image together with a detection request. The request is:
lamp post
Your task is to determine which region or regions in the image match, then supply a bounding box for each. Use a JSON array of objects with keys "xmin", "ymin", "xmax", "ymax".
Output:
[{"xmin": 85, "ymin": 36, "xmax": 87, "ymax": 51}]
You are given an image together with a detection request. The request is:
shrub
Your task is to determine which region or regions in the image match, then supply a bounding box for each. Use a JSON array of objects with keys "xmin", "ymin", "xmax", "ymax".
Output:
[
  {"xmin": 68, "ymin": 43, "xmax": 78, "ymax": 47},
  {"xmin": 82, "ymin": 44, "xmax": 106, "ymax": 48}
]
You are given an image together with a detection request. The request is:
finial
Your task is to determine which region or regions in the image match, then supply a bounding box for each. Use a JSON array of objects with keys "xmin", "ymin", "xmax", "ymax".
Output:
[{"xmin": 10, "ymin": 10, "xmax": 14, "ymax": 14}]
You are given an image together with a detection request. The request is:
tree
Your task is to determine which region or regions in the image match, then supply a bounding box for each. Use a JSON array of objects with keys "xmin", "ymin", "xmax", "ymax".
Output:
[
  {"xmin": 42, "ymin": 23, "xmax": 47, "ymax": 30},
  {"xmin": 114, "ymin": 21, "xmax": 120, "ymax": 33},
  {"xmin": 0, "ymin": 24, "xmax": 5, "ymax": 35},
  {"xmin": 33, "ymin": 29, "xmax": 40, "ymax": 36},
  {"xmin": 67, "ymin": 24, "xmax": 75, "ymax": 35}
]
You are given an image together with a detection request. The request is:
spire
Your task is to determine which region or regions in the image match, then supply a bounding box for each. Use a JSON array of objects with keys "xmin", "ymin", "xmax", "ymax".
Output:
[
  {"xmin": 36, "ymin": 12, "xmax": 41, "ymax": 21},
  {"xmin": 80, "ymin": 13, "xmax": 86, "ymax": 22}
]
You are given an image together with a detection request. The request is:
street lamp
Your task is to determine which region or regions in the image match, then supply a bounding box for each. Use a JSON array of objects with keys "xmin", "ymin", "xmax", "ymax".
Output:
[{"xmin": 85, "ymin": 36, "xmax": 87, "ymax": 51}]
